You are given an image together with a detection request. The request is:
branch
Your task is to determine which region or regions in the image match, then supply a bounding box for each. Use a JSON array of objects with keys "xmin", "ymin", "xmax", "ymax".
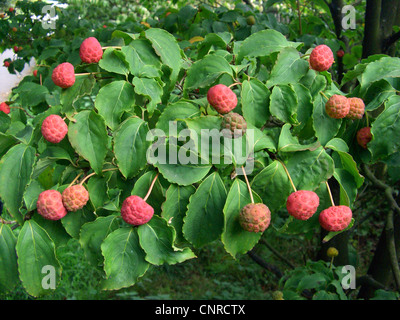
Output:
[
  {"xmin": 247, "ymin": 249, "xmax": 283, "ymax": 279},
  {"xmin": 356, "ymin": 274, "xmax": 390, "ymax": 291},
  {"xmin": 384, "ymin": 30, "xmax": 400, "ymax": 52},
  {"xmin": 260, "ymin": 239, "xmax": 296, "ymax": 269},
  {"xmin": 362, "ymin": 164, "xmax": 400, "ymax": 215},
  {"xmin": 385, "ymin": 210, "xmax": 400, "ymax": 291}
]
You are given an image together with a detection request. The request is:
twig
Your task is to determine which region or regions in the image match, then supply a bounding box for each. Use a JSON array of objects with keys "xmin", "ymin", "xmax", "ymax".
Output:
[
  {"xmin": 247, "ymin": 249, "xmax": 283, "ymax": 279},
  {"xmin": 260, "ymin": 239, "xmax": 296, "ymax": 269},
  {"xmin": 0, "ymin": 217, "xmax": 16, "ymax": 225},
  {"xmin": 79, "ymin": 168, "xmax": 118, "ymax": 185}
]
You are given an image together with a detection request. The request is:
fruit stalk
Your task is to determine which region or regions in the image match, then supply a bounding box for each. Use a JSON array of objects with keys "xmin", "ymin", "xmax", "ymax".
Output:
[
  {"xmin": 241, "ymin": 166, "xmax": 254, "ymax": 203},
  {"xmin": 143, "ymin": 172, "xmax": 159, "ymax": 202}
]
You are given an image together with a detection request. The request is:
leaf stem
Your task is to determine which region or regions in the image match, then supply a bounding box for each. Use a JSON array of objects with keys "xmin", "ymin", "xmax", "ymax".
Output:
[
  {"xmin": 241, "ymin": 166, "xmax": 254, "ymax": 203},
  {"xmin": 143, "ymin": 172, "xmax": 159, "ymax": 202}
]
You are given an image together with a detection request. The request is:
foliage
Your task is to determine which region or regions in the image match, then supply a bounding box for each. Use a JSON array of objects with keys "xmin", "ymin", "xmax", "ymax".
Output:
[{"xmin": 0, "ymin": 0, "xmax": 400, "ymax": 300}]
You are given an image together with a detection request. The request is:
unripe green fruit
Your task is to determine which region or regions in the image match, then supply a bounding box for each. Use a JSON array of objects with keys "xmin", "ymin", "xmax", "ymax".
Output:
[
  {"xmin": 221, "ymin": 112, "xmax": 247, "ymax": 138},
  {"xmin": 327, "ymin": 247, "xmax": 339, "ymax": 258},
  {"xmin": 246, "ymin": 16, "xmax": 255, "ymax": 25}
]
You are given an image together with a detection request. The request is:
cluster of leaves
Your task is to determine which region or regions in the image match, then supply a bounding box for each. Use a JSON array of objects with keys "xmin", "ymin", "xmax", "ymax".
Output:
[{"xmin": 1, "ymin": 0, "xmax": 400, "ymax": 299}]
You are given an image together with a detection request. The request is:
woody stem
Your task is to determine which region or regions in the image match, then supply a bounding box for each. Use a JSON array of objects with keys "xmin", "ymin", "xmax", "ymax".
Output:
[{"xmin": 79, "ymin": 168, "xmax": 118, "ymax": 185}]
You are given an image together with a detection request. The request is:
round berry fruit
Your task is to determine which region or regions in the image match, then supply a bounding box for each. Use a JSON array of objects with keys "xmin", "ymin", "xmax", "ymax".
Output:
[
  {"xmin": 52, "ymin": 62, "xmax": 75, "ymax": 88},
  {"xmin": 221, "ymin": 112, "xmax": 247, "ymax": 138},
  {"xmin": 121, "ymin": 195, "xmax": 154, "ymax": 226},
  {"xmin": 286, "ymin": 190, "xmax": 320, "ymax": 220},
  {"xmin": 325, "ymin": 95, "xmax": 350, "ymax": 119},
  {"xmin": 239, "ymin": 203, "xmax": 271, "ymax": 233},
  {"xmin": 37, "ymin": 190, "xmax": 68, "ymax": 221},
  {"xmin": 346, "ymin": 97, "xmax": 365, "ymax": 120},
  {"xmin": 62, "ymin": 185, "xmax": 90, "ymax": 212},
  {"xmin": 319, "ymin": 205, "xmax": 352, "ymax": 232},
  {"xmin": 207, "ymin": 84, "xmax": 237, "ymax": 114},
  {"xmin": 356, "ymin": 127, "xmax": 372, "ymax": 149},
  {"xmin": 41, "ymin": 114, "xmax": 68, "ymax": 144},
  {"xmin": 309, "ymin": 45, "xmax": 335, "ymax": 72},
  {"xmin": 79, "ymin": 37, "xmax": 103, "ymax": 64}
]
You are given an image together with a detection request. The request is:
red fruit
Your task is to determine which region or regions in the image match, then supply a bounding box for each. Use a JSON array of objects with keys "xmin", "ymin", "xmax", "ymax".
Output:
[
  {"xmin": 286, "ymin": 190, "xmax": 320, "ymax": 221},
  {"xmin": 239, "ymin": 203, "xmax": 271, "ymax": 233},
  {"xmin": 0, "ymin": 102, "xmax": 10, "ymax": 114},
  {"xmin": 37, "ymin": 190, "xmax": 68, "ymax": 221},
  {"xmin": 319, "ymin": 205, "xmax": 352, "ymax": 232},
  {"xmin": 336, "ymin": 49, "xmax": 345, "ymax": 58},
  {"xmin": 325, "ymin": 94, "xmax": 350, "ymax": 119},
  {"xmin": 103, "ymin": 24, "xmax": 107, "ymax": 28},
  {"xmin": 3, "ymin": 61, "xmax": 10, "ymax": 68},
  {"xmin": 51, "ymin": 62, "xmax": 75, "ymax": 88},
  {"xmin": 11, "ymin": 27, "xmax": 17, "ymax": 32},
  {"xmin": 79, "ymin": 37, "xmax": 103, "ymax": 63},
  {"xmin": 346, "ymin": 97, "xmax": 365, "ymax": 120},
  {"xmin": 309, "ymin": 44, "xmax": 335, "ymax": 72},
  {"xmin": 356, "ymin": 127, "xmax": 372, "ymax": 149},
  {"xmin": 121, "ymin": 195, "xmax": 154, "ymax": 226},
  {"xmin": 207, "ymin": 84, "xmax": 237, "ymax": 114},
  {"xmin": 62, "ymin": 185, "xmax": 90, "ymax": 212},
  {"xmin": 33, "ymin": 70, "xmax": 38, "ymax": 77},
  {"xmin": 41, "ymin": 114, "xmax": 68, "ymax": 143},
  {"xmin": 9, "ymin": 7, "xmax": 14, "ymax": 13},
  {"xmin": 13, "ymin": 46, "xmax": 19, "ymax": 53}
]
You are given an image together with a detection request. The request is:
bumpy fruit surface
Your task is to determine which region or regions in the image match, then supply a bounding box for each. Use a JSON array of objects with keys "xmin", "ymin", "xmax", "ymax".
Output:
[
  {"xmin": 286, "ymin": 190, "xmax": 320, "ymax": 220},
  {"xmin": 221, "ymin": 112, "xmax": 247, "ymax": 138},
  {"xmin": 319, "ymin": 205, "xmax": 352, "ymax": 232},
  {"xmin": 309, "ymin": 44, "xmax": 335, "ymax": 72},
  {"xmin": 79, "ymin": 37, "xmax": 103, "ymax": 63},
  {"xmin": 356, "ymin": 127, "xmax": 372, "ymax": 149},
  {"xmin": 0, "ymin": 102, "xmax": 10, "ymax": 114},
  {"xmin": 37, "ymin": 190, "xmax": 68, "ymax": 221},
  {"xmin": 239, "ymin": 203, "xmax": 271, "ymax": 233},
  {"xmin": 121, "ymin": 195, "xmax": 154, "ymax": 226},
  {"xmin": 207, "ymin": 84, "xmax": 237, "ymax": 114},
  {"xmin": 51, "ymin": 62, "xmax": 75, "ymax": 88},
  {"xmin": 325, "ymin": 95, "xmax": 350, "ymax": 119},
  {"xmin": 62, "ymin": 185, "xmax": 90, "ymax": 212},
  {"xmin": 3, "ymin": 61, "xmax": 10, "ymax": 67},
  {"xmin": 346, "ymin": 97, "xmax": 365, "ymax": 119},
  {"xmin": 41, "ymin": 114, "xmax": 68, "ymax": 143}
]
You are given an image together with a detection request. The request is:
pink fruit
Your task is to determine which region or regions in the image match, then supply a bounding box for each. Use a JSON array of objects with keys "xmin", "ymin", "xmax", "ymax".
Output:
[
  {"xmin": 336, "ymin": 49, "xmax": 345, "ymax": 58},
  {"xmin": 51, "ymin": 62, "xmax": 75, "ymax": 88},
  {"xmin": 239, "ymin": 203, "xmax": 271, "ymax": 233},
  {"xmin": 325, "ymin": 94, "xmax": 350, "ymax": 119},
  {"xmin": 79, "ymin": 37, "xmax": 103, "ymax": 64},
  {"xmin": 41, "ymin": 114, "xmax": 68, "ymax": 144},
  {"xmin": 346, "ymin": 97, "xmax": 365, "ymax": 120},
  {"xmin": 0, "ymin": 102, "xmax": 10, "ymax": 114},
  {"xmin": 309, "ymin": 45, "xmax": 335, "ymax": 72},
  {"xmin": 356, "ymin": 127, "xmax": 372, "ymax": 149},
  {"xmin": 62, "ymin": 185, "xmax": 90, "ymax": 212},
  {"xmin": 319, "ymin": 205, "xmax": 352, "ymax": 232},
  {"xmin": 207, "ymin": 84, "xmax": 238, "ymax": 114},
  {"xmin": 121, "ymin": 195, "xmax": 154, "ymax": 226},
  {"xmin": 37, "ymin": 190, "xmax": 68, "ymax": 221},
  {"xmin": 286, "ymin": 190, "xmax": 320, "ymax": 220}
]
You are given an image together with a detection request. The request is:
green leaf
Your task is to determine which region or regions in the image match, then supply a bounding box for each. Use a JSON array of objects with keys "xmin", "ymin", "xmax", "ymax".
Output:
[
  {"xmin": 241, "ymin": 79, "xmax": 271, "ymax": 128},
  {"xmin": 14, "ymin": 82, "xmax": 49, "ymax": 107},
  {"xmin": 161, "ymin": 184, "xmax": 196, "ymax": 244},
  {"xmin": 61, "ymin": 75, "xmax": 96, "ymax": 116},
  {"xmin": 101, "ymin": 227, "xmax": 149, "ymax": 290},
  {"xmin": 297, "ymin": 273, "xmax": 327, "ymax": 291},
  {"xmin": 270, "ymin": 84, "xmax": 298, "ymax": 124},
  {"xmin": 95, "ymin": 80, "xmax": 136, "ymax": 131},
  {"xmin": 131, "ymin": 77, "xmax": 163, "ymax": 115},
  {"xmin": 369, "ymin": 96, "xmax": 400, "ymax": 161},
  {"xmin": 360, "ymin": 56, "xmax": 400, "ymax": 92},
  {"xmin": 138, "ymin": 215, "xmax": 196, "ymax": 265},
  {"xmin": 221, "ymin": 179, "xmax": 263, "ymax": 258},
  {"xmin": 16, "ymin": 220, "xmax": 61, "ymax": 297},
  {"xmin": 312, "ymin": 93, "xmax": 342, "ymax": 145},
  {"xmin": 0, "ymin": 224, "xmax": 19, "ymax": 293},
  {"xmin": 251, "ymin": 160, "xmax": 292, "ymax": 212},
  {"xmin": 278, "ymin": 123, "xmax": 320, "ymax": 153},
  {"xmin": 333, "ymin": 169, "xmax": 357, "ymax": 206},
  {"xmin": 122, "ymin": 39, "xmax": 162, "ymax": 78},
  {"xmin": 183, "ymin": 54, "xmax": 234, "ymax": 92},
  {"xmin": 68, "ymin": 110, "xmax": 108, "ymax": 175},
  {"xmin": 114, "ymin": 117, "xmax": 150, "ymax": 179},
  {"xmin": 99, "ymin": 48, "xmax": 129, "ymax": 75},
  {"xmin": 286, "ymin": 147, "xmax": 335, "ymax": 191},
  {"xmin": 61, "ymin": 207, "xmax": 96, "ymax": 239},
  {"xmin": 0, "ymin": 144, "xmax": 36, "ymax": 224},
  {"xmin": 182, "ymin": 172, "xmax": 227, "ymax": 248},
  {"xmin": 323, "ymin": 218, "xmax": 355, "ymax": 243},
  {"xmin": 79, "ymin": 215, "xmax": 120, "ymax": 267},
  {"xmin": 267, "ymin": 47, "xmax": 310, "ymax": 88},
  {"xmin": 236, "ymin": 29, "xmax": 302, "ymax": 63},
  {"xmin": 145, "ymin": 28, "xmax": 182, "ymax": 88}
]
